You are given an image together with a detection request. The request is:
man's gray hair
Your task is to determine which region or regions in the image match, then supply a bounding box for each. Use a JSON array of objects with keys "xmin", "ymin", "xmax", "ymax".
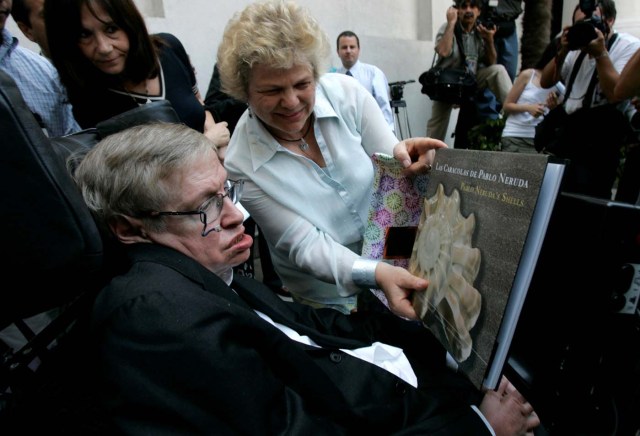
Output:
[{"xmin": 72, "ymin": 122, "xmax": 217, "ymax": 234}]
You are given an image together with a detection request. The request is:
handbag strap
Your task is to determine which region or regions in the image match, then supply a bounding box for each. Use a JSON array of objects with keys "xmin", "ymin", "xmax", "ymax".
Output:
[
  {"xmin": 562, "ymin": 51, "xmax": 587, "ymax": 107},
  {"xmin": 454, "ymin": 24, "xmax": 467, "ymax": 65},
  {"xmin": 431, "ymin": 23, "xmax": 469, "ymax": 70}
]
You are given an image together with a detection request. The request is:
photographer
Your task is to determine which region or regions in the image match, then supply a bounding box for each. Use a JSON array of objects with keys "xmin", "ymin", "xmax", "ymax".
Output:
[
  {"xmin": 539, "ymin": 0, "xmax": 640, "ymax": 199},
  {"xmin": 479, "ymin": 0, "xmax": 524, "ymax": 81},
  {"xmin": 426, "ymin": 0, "xmax": 512, "ymax": 142}
]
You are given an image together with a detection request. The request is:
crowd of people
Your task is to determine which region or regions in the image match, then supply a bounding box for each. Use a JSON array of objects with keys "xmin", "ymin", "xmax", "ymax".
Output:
[
  {"xmin": 430, "ymin": 0, "xmax": 640, "ymax": 201},
  {"xmin": 538, "ymin": 0, "xmax": 640, "ymax": 199},
  {"xmin": 2, "ymin": 0, "xmax": 640, "ymax": 432}
]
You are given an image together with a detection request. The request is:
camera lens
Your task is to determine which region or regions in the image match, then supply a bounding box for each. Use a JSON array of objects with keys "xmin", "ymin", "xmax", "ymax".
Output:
[{"xmin": 566, "ymin": 20, "xmax": 597, "ymax": 50}]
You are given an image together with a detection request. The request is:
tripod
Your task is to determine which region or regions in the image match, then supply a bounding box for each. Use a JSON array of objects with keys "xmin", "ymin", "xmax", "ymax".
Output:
[
  {"xmin": 388, "ymin": 80, "xmax": 415, "ymax": 140},
  {"xmin": 391, "ymin": 99, "xmax": 411, "ymax": 140}
]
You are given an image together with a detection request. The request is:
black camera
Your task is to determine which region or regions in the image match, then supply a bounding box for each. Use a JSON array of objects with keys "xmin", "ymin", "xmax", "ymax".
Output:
[
  {"xmin": 477, "ymin": 0, "xmax": 498, "ymax": 30},
  {"xmin": 389, "ymin": 80, "xmax": 415, "ymax": 102},
  {"xmin": 566, "ymin": 0, "xmax": 607, "ymax": 50}
]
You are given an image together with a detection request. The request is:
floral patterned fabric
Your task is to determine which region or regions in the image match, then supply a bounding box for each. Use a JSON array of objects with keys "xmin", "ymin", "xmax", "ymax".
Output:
[
  {"xmin": 362, "ymin": 153, "xmax": 429, "ymax": 268},
  {"xmin": 361, "ymin": 153, "xmax": 429, "ymax": 307}
]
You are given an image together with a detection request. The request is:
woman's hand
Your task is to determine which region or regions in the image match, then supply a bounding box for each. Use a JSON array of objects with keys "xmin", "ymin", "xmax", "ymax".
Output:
[
  {"xmin": 205, "ymin": 121, "xmax": 230, "ymax": 148},
  {"xmin": 528, "ymin": 103, "xmax": 546, "ymax": 118},
  {"xmin": 204, "ymin": 110, "xmax": 231, "ymax": 148},
  {"xmin": 204, "ymin": 119, "xmax": 230, "ymax": 163},
  {"xmin": 393, "ymin": 137, "xmax": 448, "ymax": 177},
  {"xmin": 546, "ymin": 91, "xmax": 560, "ymax": 110},
  {"xmin": 216, "ymin": 144, "xmax": 228, "ymax": 163},
  {"xmin": 375, "ymin": 262, "xmax": 428, "ymax": 320},
  {"xmin": 558, "ymin": 26, "xmax": 572, "ymax": 57}
]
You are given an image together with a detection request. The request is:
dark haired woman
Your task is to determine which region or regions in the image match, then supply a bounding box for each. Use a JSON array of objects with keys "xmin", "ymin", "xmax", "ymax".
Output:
[{"xmin": 44, "ymin": 0, "xmax": 229, "ymax": 147}]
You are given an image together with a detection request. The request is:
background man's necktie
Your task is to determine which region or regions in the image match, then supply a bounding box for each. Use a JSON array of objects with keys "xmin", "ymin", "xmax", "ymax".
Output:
[{"xmin": 346, "ymin": 70, "xmax": 353, "ymax": 76}]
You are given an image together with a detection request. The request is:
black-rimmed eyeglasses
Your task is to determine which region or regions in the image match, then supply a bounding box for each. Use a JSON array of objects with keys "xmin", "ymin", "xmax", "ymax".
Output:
[{"xmin": 151, "ymin": 179, "xmax": 244, "ymax": 236}]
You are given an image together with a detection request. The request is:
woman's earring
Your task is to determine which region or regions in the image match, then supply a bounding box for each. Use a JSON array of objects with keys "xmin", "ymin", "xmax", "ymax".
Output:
[{"xmin": 247, "ymin": 106, "xmax": 253, "ymax": 118}]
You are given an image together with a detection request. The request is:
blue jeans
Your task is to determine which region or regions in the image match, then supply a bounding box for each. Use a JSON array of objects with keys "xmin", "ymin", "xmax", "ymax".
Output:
[{"xmin": 495, "ymin": 28, "xmax": 519, "ymax": 81}]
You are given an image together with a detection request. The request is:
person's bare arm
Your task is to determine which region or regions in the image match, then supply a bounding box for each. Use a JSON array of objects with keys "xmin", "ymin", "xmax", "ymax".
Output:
[
  {"xmin": 614, "ymin": 47, "xmax": 640, "ymax": 101},
  {"xmin": 435, "ymin": 7, "xmax": 459, "ymax": 58},
  {"xmin": 503, "ymin": 69, "xmax": 545, "ymax": 117},
  {"xmin": 540, "ymin": 29, "xmax": 570, "ymax": 89},
  {"xmin": 477, "ymin": 24, "xmax": 498, "ymax": 65},
  {"xmin": 587, "ymin": 29, "xmax": 620, "ymax": 102},
  {"xmin": 203, "ymin": 110, "xmax": 230, "ymax": 151}
]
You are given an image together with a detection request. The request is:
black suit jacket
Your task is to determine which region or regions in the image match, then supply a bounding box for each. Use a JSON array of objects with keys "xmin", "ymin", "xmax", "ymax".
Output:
[{"xmin": 91, "ymin": 244, "xmax": 490, "ymax": 435}]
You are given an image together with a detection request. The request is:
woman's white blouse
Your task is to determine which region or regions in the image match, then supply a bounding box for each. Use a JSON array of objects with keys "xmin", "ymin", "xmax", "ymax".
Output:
[{"xmin": 225, "ymin": 73, "xmax": 398, "ymax": 313}]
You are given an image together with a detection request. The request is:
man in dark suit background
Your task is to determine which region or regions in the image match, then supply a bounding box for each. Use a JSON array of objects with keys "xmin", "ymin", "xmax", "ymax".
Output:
[{"xmin": 73, "ymin": 122, "xmax": 539, "ymax": 434}]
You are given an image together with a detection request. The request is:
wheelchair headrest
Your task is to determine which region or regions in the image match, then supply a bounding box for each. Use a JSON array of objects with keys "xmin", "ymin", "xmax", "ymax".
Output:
[
  {"xmin": 0, "ymin": 70, "xmax": 104, "ymax": 326},
  {"xmin": 0, "ymin": 70, "xmax": 181, "ymax": 327}
]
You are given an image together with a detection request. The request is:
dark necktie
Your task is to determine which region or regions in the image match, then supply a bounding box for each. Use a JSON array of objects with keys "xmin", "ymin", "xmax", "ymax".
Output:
[{"xmin": 346, "ymin": 70, "xmax": 353, "ymax": 76}]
